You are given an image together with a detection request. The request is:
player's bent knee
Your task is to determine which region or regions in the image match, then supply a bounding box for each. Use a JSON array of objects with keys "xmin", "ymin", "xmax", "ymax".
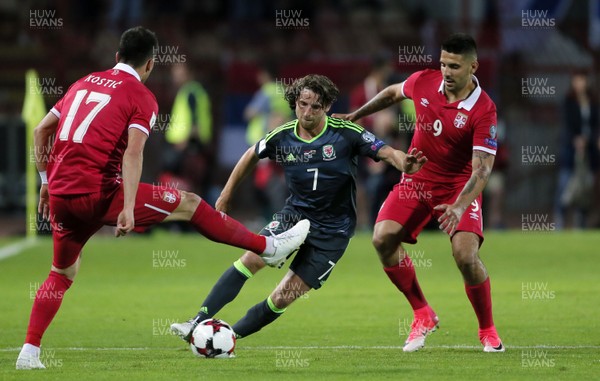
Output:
[
  {"xmin": 180, "ymin": 191, "xmax": 201, "ymax": 211},
  {"xmin": 51, "ymin": 261, "xmax": 80, "ymax": 281},
  {"xmin": 372, "ymin": 221, "xmax": 403, "ymax": 257},
  {"xmin": 452, "ymin": 250, "xmax": 480, "ymax": 272},
  {"xmin": 455, "ymin": 259, "xmax": 474, "ymax": 274},
  {"xmin": 371, "ymin": 233, "xmax": 386, "ymax": 253},
  {"xmin": 372, "ymin": 232, "xmax": 396, "ymax": 258}
]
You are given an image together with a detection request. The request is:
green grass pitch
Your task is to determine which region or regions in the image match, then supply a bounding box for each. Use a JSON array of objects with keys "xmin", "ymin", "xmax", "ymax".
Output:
[{"xmin": 1, "ymin": 230, "xmax": 599, "ymax": 380}]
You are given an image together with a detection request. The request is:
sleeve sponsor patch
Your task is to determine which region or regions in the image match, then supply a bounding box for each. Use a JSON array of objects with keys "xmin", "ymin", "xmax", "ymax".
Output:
[
  {"xmin": 484, "ymin": 138, "xmax": 498, "ymax": 148},
  {"xmin": 371, "ymin": 140, "xmax": 385, "ymax": 151},
  {"xmin": 361, "ymin": 131, "xmax": 376, "ymax": 143}
]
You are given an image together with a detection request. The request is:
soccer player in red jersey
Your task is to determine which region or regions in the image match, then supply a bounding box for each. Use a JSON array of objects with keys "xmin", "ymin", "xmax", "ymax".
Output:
[
  {"xmin": 16, "ymin": 26, "xmax": 309, "ymax": 370},
  {"xmin": 334, "ymin": 33, "xmax": 504, "ymax": 352}
]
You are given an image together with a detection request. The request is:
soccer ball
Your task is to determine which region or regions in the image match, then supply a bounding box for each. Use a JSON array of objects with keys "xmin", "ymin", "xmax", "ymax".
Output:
[{"xmin": 190, "ymin": 319, "xmax": 236, "ymax": 358}]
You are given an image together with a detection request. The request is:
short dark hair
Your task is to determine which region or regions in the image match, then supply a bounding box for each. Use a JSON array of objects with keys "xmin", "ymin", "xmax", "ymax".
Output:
[
  {"xmin": 441, "ymin": 33, "xmax": 477, "ymax": 58},
  {"xmin": 118, "ymin": 26, "xmax": 158, "ymax": 67},
  {"xmin": 284, "ymin": 74, "xmax": 339, "ymax": 110}
]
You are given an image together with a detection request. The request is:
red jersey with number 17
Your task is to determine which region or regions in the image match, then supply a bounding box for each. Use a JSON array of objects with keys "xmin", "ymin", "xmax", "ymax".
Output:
[
  {"xmin": 401, "ymin": 69, "xmax": 497, "ymax": 186},
  {"xmin": 47, "ymin": 63, "xmax": 157, "ymax": 196}
]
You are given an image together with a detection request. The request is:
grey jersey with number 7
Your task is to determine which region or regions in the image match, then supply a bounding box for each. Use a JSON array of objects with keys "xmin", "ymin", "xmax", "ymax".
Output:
[{"xmin": 255, "ymin": 116, "xmax": 386, "ymax": 239}]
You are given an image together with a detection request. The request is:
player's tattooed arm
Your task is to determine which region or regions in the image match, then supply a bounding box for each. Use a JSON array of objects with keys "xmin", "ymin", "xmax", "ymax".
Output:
[
  {"xmin": 461, "ymin": 176, "xmax": 477, "ymax": 195},
  {"xmin": 461, "ymin": 151, "xmax": 492, "ymax": 194},
  {"xmin": 353, "ymin": 95, "xmax": 395, "ymax": 121},
  {"xmin": 473, "ymin": 150, "xmax": 493, "ymax": 181},
  {"xmin": 435, "ymin": 150, "xmax": 495, "ymax": 235},
  {"xmin": 456, "ymin": 150, "xmax": 495, "ymax": 206},
  {"xmin": 336, "ymin": 83, "xmax": 405, "ymax": 122}
]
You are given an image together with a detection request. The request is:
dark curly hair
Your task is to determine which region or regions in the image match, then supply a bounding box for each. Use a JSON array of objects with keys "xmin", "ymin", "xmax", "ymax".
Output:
[{"xmin": 284, "ymin": 74, "xmax": 339, "ymax": 110}]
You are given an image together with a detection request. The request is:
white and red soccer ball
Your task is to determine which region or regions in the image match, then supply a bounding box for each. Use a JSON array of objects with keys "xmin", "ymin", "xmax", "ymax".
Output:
[{"xmin": 190, "ymin": 319, "xmax": 236, "ymax": 359}]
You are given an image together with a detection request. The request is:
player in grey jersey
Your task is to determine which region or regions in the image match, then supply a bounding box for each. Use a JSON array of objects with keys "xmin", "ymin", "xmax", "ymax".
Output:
[{"xmin": 171, "ymin": 74, "xmax": 427, "ymax": 342}]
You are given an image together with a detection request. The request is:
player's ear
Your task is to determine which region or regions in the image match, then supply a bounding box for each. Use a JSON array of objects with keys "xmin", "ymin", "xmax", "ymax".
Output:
[
  {"xmin": 470, "ymin": 59, "xmax": 479, "ymax": 75},
  {"xmin": 145, "ymin": 57, "xmax": 155, "ymax": 74},
  {"xmin": 115, "ymin": 52, "xmax": 120, "ymax": 64},
  {"xmin": 324, "ymin": 104, "xmax": 332, "ymax": 113}
]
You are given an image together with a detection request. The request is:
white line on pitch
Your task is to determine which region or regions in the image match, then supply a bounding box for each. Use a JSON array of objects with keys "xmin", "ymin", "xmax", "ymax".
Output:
[
  {"xmin": 1, "ymin": 344, "xmax": 599, "ymax": 352},
  {"xmin": 0, "ymin": 238, "xmax": 37, "ymax": 261},
  {"xmin": 249, "ymin": 345, "xmax": 600, "ymax": 350}
]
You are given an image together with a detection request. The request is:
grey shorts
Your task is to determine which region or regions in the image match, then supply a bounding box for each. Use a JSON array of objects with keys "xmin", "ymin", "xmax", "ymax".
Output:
[{"xmin": 260, "ymin": 209, "xmax": 350, "ymax": 289}]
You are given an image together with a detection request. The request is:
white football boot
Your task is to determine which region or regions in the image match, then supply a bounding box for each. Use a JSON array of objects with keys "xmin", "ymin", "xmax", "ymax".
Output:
[
  {"xmin": 262, "ymin": 219, "xmax": 310, "ymax": 268},
  {"xmin": 171, "ymin": 319, "xmax": 195, "ymax": 343},
  {"xmin": 16, "ymin": 344, "xmax": 46, "ymax": 370}
]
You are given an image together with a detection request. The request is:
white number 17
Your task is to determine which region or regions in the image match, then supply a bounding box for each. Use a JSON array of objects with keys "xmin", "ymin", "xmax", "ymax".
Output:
[
  {"xmin": 307, "ymin": 168, "xmax": 318, "ymax": 190},
  {"xmin": 59, "ymin": 90, "xmax": 111, "ymax": 143}
]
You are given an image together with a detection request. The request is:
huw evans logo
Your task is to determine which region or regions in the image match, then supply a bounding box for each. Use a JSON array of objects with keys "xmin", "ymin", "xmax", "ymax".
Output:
[
  {"xmin": 521, "ymin": 214, "xmax": 556, "ymax": 231},
  {"xmin": 153, "ymin": 46, "xmax": 187, "ymax": 65},
  {"xmin": 521, "ymin": 9, "xmax": 556, "ymax": 29},
  {"xmin": 275, "ymin": 10, "xmax": 309, "ymax": 29},
  {"xmin": 521, "ymin": 77, "xmax": 556, "ymax": 97},
  {"xmin": 29, "ymin": 77, "xmax": 63, "ymax": 97},
  {"xmin": 521, "ymin": 146, "xmax": 555, "ymax": 165},
  {"xmin": 521, "ymin": 281, "xmax": 556, "ymax": 300},
  {"xmin": 30, "ymin": 9, "xmax": 63, "ymax": 29},
  {"xmin": 398, "ymin": 46, "xmax": 432, "ymax": 65}
]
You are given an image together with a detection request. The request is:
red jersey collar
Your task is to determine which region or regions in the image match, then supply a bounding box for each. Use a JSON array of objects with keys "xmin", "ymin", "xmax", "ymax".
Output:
[{"xmin": 437, "ymin": 75, "xmax": 481, "ymax": 111}]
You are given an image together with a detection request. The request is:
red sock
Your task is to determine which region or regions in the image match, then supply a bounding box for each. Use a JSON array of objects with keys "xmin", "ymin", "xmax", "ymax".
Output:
[
  {"xmin": 25, "ymin": 271, "xmax": 73, "ymax": 346},
  {"xmin": 384, "ymin": 256, "xmax": 428, "ymax": 310},
  {"xmin": 465, "ymin": 277, "xmax": 494, "ymax": 329},
  {"xmin": 190, "ymin": 199, "xmax": 266, "ymax": 254}
]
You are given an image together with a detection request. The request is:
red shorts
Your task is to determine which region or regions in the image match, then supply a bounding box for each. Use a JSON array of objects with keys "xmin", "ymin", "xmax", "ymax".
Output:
[
  {"xmin": 49, "ymin": 183, "xmax": 181, "ymax": 269},
  {"xmin": 376, "ymin": 179, "xmax": 483, "ymax": 244}
]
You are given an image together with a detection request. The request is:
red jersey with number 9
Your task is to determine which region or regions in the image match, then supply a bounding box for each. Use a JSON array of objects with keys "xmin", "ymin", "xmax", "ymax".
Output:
[
  {"xmin": 47, "ymin": 63, "xmax": 158, "ymax": 195},
  {"xmin": 401, "ymin": 69, "xmax": 497, "ymax": 186}
]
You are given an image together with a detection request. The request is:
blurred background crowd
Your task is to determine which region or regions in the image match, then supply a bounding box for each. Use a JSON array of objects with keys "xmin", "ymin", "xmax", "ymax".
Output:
[{"xmin": 1, "ymin": 0, "xmax": 599, "ymax": 235}]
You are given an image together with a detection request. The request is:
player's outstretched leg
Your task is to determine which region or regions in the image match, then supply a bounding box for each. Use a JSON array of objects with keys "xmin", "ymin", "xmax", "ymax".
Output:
[
  {"xmin": 171, "ymin": 254, "xmax": 265, "ymax": 342},
  {"xmin": 452, "ymin": 232, "xmax": 504, "ymax": 352},
  {"xmin": 372, "ymin": 220, "xmax": 438, "ymax": 352},
  {"xmin": 232, "ymin": 271, "xmax": 310, "ymax": 338},
  {"xmin": 16, "ymin": 266, "xmax": 76, "ymax": 370},
  {"xmin": 167, "ymin": 192, "xmax": 310, "ymax": 267}
]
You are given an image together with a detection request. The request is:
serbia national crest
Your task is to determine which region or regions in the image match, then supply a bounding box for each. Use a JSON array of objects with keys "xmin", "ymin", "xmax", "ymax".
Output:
[
  {"xmin": 162, "ymin": 191, "xmax": 177, "ymax": 204},
  {"xmin": 454, "ymin": 112, "xmax": 468, "ymax": 128}
]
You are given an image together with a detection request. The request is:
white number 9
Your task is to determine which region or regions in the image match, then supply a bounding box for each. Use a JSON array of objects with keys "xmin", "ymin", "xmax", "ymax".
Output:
[{"xmin": 433, "ymin": 119, "xmax": 442, "ymax": 137}]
